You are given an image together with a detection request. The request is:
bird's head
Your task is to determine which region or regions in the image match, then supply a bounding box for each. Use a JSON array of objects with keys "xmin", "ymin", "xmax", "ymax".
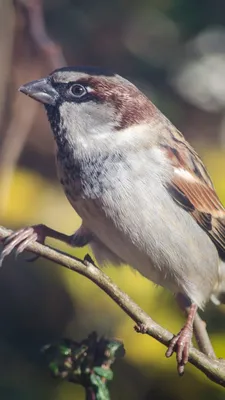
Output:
[{"xmin": 19, "ymin": 66, "xmax": 156, "ymax": 146}]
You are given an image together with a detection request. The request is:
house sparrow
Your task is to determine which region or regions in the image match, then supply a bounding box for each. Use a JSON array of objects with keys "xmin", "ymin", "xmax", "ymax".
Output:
[{"xmin": 1, "ymin": 66, "xmax": 225, "ymax": 374}]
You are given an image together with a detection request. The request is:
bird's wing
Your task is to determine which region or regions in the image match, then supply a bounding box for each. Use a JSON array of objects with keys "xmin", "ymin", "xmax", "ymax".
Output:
[{"xmin": 160, "ymin": 125, "xmax": 225, "ymax": 260}]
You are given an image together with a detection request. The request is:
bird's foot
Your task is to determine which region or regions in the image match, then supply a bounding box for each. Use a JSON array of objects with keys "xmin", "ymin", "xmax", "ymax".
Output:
[
  {"xmin": 166, "ymin": 324, "xmax": 193, "ymax": 375},
  {"xmin": 0, "ymin": 224, "xmax": 49, "ymax": 266}
]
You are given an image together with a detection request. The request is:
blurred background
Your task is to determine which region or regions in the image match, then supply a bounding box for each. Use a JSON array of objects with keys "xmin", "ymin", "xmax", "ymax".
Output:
[{"xmin": 0, "ymin": 0, "xmax": 225, "ymax": 399}]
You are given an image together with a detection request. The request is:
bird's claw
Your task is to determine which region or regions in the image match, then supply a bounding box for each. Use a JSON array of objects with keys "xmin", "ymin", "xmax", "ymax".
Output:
[
  {"xmin": 166, "ymin": 326, "xmax": 193, "ymax": 375},
  {"xmin": 0, "ymin": 225, "xmax": 46, "ymax": 267}
]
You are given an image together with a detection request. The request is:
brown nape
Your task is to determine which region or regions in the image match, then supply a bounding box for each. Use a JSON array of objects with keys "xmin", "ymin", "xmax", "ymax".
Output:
[
  {"xmin": 79, "ymin": 76, "xmax": 157, "ymax": 130},
  {"xmin": 117, "ymin": 90, "xmax": 157, "ymax": 130}
]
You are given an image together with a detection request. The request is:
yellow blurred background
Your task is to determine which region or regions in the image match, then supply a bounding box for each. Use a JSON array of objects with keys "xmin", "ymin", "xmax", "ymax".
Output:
[{"xmin": 0, "ymin": 1, "xmax": 225, "ymax": 399}]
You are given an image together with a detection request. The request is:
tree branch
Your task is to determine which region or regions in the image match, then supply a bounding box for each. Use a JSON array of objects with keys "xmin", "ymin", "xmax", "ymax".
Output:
[
  {"xmin": 193, "ymin": 312, "xmax": 216, "ymax": 359},
  {"xmin": 0, "ymin": 225, "xmax": 225, "ymax": 387},
  {"xmin": 18, "ymin": 0, "xmax": 66, "ymax": 69}
]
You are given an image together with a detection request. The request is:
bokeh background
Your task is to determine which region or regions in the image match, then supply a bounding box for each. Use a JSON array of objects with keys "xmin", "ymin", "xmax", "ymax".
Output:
[{"xmin": 0, "ymin": 0, "xmax": 225, "ymax": 399}]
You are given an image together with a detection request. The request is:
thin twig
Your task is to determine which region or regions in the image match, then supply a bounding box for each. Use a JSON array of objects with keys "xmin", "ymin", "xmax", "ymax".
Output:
[
  {"xmin": 193, "ymin": 312, "xmax": 216, "ymax": 359},
  {"xmin": 19, "ymin": 0, "xmax": 66, "ymax": 69},
  {"xmin": 0, "ymin": 225, "xmax": 225, "ymax": 387}
]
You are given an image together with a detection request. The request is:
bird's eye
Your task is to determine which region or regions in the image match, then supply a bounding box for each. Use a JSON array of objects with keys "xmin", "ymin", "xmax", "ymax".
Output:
[{"xmin": 70, "ymin": 84, "xmax": 86, "ymax": 98}]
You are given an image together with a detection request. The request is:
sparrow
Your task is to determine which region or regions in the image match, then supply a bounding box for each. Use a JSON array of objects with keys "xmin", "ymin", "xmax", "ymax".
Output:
[{"xmin": 1, "ymin": 66, "xmax": 225, "ymax": 374}]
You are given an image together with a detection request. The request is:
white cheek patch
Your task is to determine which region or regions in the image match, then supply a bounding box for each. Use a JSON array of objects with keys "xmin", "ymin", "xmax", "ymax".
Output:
[
  {"xmin": 174, "ymin": 168, "xmax": 196, "ymax": 182},
  {"xmin": 86, "ymin": 86, "xmax": 95, "ymax": 93}
]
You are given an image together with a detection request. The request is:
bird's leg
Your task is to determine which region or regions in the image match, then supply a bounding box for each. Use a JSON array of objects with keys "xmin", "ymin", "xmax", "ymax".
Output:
[
  {"xmin": 166, "ymin": 303, "xmax": 197, "ymax": 375},
  {"xmin": 70, "ymin": 225, "xmax": 93, "ymax": 247},
  {"xmin": 175, "ymin": 293, "xmax": 215, "ymax": 358},
  {"xmin": 0, "ymin": 223, "xmax": 92, "ymax": 266}
]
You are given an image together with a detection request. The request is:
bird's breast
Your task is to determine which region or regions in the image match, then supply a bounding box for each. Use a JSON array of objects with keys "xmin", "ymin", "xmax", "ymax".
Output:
[
  {"xmin": 56, "ymin": 147, "xmax": 127, "ymax": 206},
  {"xmin": 55, "ymin": 146, "xmax": 219, "ymax": 308}
]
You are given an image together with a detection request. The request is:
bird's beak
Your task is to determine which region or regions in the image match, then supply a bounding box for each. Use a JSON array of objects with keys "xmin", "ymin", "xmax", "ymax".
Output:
[{"xmin": 19, "ymin": 78, "xmax": 59, "ymax": 105}]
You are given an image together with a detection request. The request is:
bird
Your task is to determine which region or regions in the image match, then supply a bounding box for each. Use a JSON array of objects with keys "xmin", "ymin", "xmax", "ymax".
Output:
[{"xmin": 1, "ymin": 66, "xmax": 225, "ymax": 374}]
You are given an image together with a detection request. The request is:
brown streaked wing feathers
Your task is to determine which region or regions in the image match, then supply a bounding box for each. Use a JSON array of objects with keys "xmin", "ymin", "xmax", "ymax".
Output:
[{"xmin": 161, "ymin": 127, "xmax": 225, "ymax": 260}]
